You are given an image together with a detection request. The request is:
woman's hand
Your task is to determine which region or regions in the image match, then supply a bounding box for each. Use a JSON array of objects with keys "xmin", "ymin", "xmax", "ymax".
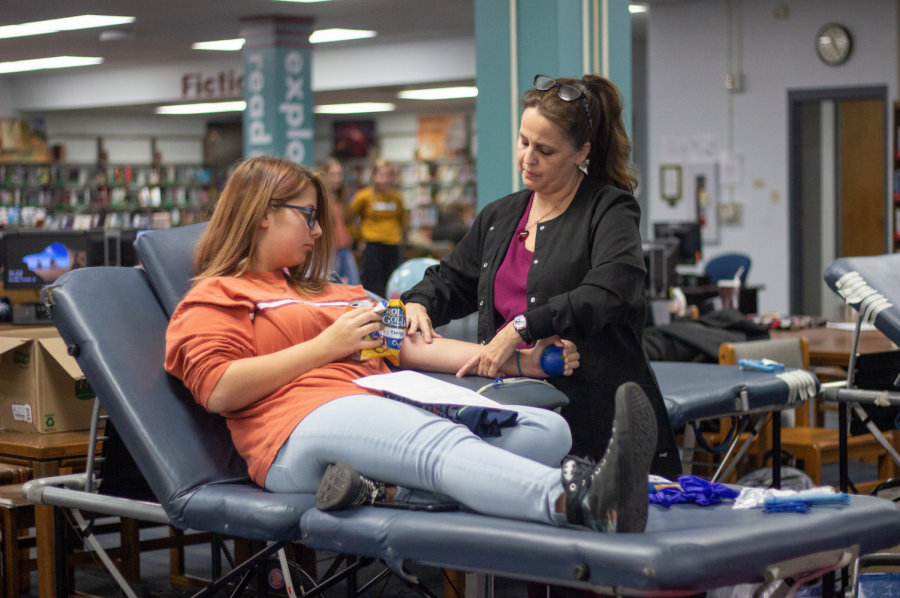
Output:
[
  {"xmin": 520, "ymin": 337, "xmax": 580, "ymax": 378},
  {"xmin": 316, "ymin": 307, "xmax": 385, "ymax": 361},
  {"xmin": 456, "ymin": 321, "xmax": 521, "ymax": 378},
  {"xmin": 406, "ymin": 301, "xmax": 440, "ymax": 343}
]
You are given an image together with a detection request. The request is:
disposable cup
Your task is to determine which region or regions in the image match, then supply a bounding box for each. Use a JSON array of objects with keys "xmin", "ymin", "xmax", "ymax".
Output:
[{"xmin": 717, "ymin": 280, "xmax": 740, "ymax": 310}]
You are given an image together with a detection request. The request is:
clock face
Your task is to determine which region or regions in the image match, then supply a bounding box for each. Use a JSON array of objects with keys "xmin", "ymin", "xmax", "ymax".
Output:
[{"xmin": 816, "ymin": 23, "xmax": 852, "ymax": 66}]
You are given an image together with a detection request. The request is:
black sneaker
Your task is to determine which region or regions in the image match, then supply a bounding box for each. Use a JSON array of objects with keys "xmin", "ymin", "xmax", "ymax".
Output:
[
  {"xmin": 316, "ymin": 461, "xmax": 387, "ymax": 511},
  {"xmin": 562, "ymin": 382, "xmax": 657, "ymax": 533}
]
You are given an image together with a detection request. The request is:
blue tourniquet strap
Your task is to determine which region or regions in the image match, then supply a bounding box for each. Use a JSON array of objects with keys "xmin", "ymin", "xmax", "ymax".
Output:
[{"xmin": 763, "ymin": 501, "xmax": 810, "ymax": 513}]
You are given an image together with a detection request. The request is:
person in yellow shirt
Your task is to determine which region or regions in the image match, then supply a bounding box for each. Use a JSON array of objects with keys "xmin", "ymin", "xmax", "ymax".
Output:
[{"xmin": 349, "ymin": 159, "xmax": 407, "ymax": 298}]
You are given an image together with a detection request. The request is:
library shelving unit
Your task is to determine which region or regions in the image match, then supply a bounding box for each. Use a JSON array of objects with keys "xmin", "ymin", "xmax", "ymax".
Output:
[
  {"xmin": 0, "ymin": 163, "xmax": 230, "ymax": 230},
  {"xmin": 341, "ymin": 157, "xmax": 477, "ymax": 255}
]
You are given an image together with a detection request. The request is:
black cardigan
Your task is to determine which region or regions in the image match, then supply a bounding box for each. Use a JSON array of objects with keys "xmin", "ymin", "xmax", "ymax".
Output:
[{"xmin": 402, "ymin": 176, "xmax": 682, "ymax": 478}]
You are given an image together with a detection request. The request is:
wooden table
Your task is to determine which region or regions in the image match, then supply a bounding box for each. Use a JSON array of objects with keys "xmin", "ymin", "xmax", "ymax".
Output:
[
  {"xmin": 0, "ymin": 430, "xmax": 96, "ymax": 598},
  {"xmin": 771, "ymin": 326, "xmax": 898, "ymax": 367},
  {"xmin": 0, "ymin": 430, "xmax": 95, "ymax": 479}
]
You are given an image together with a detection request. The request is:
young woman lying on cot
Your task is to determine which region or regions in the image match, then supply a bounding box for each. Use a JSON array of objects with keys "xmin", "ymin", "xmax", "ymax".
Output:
[{"xmin": 165, "ymin": 156, "xmax": 657, "ymax": 533}]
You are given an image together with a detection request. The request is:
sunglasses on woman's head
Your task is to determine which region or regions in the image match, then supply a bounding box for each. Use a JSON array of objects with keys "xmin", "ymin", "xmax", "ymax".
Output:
[
  {"xmin": 533, "ymin": 75, "xmax": 594, "ymax": 129},
  {"xmin": 282, "ymin": 204, "xmax": 318, "ymax": 228}
]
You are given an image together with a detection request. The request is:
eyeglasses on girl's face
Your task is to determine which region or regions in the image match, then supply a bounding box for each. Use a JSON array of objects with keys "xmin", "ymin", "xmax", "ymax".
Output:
[
  {"xmin": 282, "ymin": 204, "xmax": 318, "ymax": 228},
  {"xmin": 533, "ymin": 75, "xmax": 594, "ymax": 129}
]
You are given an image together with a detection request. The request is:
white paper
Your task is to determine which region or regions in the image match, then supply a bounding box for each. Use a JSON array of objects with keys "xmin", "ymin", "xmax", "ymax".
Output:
[
  {"xmin": 826, "ymin": 322, "xmax": 878, "ymax": 332},
  {"xmin": 354, "ymin": 371, "xmax": 503, "ymax": 408},
  {"xmin": 11, "ymin": 404, "xmax": 32, "ymax": 424}
]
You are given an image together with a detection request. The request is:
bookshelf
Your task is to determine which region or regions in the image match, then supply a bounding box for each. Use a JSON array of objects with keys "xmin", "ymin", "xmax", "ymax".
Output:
[{"xmin": 0, "ymin": 163, "xmax": 230, "ymax": 230}]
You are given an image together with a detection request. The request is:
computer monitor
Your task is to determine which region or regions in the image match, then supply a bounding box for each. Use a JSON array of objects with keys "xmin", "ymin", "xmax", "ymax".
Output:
[
  {"xmin": 653, "ymin": 221, "xmax": 702, "ymax": 265},
  {"xmin": 1, "ymin": 230, "xmax": 96, "ymax": 290}
]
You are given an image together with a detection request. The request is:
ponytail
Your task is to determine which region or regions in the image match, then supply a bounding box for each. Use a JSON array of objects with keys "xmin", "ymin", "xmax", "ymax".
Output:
[{"xmin": 580, "ymin": 74, "xmax": 637, "ymax": 193}]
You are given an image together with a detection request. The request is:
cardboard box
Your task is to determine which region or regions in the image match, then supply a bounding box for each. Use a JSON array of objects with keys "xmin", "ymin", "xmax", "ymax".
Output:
[{"xmin": 0, "ymin": 328, "xmax": 95, "ymax": 434}]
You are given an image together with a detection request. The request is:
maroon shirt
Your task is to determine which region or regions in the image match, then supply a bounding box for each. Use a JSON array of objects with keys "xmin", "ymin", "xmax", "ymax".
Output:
[{"xmin": 493, "ymin": 192, "xmax": 534, "ymax": 349}]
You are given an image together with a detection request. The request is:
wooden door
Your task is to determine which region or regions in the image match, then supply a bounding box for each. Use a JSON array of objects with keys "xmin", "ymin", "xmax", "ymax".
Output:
[{"xmin": 839, "ymin": 99, "xmax": 885, "ymax": 256}]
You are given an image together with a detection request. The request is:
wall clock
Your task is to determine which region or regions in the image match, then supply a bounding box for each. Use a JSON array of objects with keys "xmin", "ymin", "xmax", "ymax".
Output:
[{"xmin": 816, "ymin": 23, "xmax": 852, "ymax": 66}]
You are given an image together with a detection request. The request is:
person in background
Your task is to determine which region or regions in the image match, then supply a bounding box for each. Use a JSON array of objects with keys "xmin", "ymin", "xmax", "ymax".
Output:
[
  {"xmin": 432, "ymin": 203, "xmax": 476, "ymax": 248},
  {"xmin": 349, "ymin": 159, "xmax": 406, "ymax": 299},
  {"xmin": 322, "ymin": 157, "xmax": 360, "ymax": 285},
  {"xmin": 402, "ymin": 74, "xmax": 682, "ymax": 483}
]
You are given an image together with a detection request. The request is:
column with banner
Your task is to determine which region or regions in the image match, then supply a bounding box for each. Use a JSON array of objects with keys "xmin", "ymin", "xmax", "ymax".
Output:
[
  {"xmin": 474, "ymin": 0, "xmax": 632, "ymax": 209},
  {"xmin": 240, "ymin": 16, "xmax": 315, "ymax": 165}
]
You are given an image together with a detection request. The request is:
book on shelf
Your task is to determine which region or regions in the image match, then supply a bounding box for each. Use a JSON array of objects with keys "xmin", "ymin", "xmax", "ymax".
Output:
[
  {"xmin": 72, "ymin": 214, "xmax": 93, "ymax": 230},
  {"xmin": 151, "ymin": 211, "xmax": 173, "ymax": 229}
]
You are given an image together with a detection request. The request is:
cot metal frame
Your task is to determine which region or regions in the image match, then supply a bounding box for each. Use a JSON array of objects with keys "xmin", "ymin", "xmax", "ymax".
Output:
[{"xmin": 24, "ymin": 398, "xmax": 440, "ymax": 598}]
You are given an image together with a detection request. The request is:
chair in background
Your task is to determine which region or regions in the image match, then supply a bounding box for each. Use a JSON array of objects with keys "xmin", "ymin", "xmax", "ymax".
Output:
[
  {"xmin": 385, "ymin": 258, "xmax": 438, "ymax": 300},
  {"xmin": 719, "ymin": 338, "xmax": 897, "ymax": 487},
  {"xmin": 386, "ymin": 258, "xmax": 478, "ymax": 343},
  {"xmin": 705, "ymin": 253, "xmax": 751, "ymax": 284}
]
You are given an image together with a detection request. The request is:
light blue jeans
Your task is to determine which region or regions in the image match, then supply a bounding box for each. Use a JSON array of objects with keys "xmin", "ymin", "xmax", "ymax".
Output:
[
  {"xmin": 334, "ymin": 247, "xmax": 360, "ymax": 286},
  {"xmin": 265, "ymin": 394, "xmax": 570, "ymax": 526}
]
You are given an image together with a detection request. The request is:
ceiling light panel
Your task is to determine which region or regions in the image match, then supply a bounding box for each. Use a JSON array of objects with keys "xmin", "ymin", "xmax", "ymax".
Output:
[
  {"xmin": 309, "ymin": 29, "xmax": 376, "ymax": 44},
  {"xmin": 0, "ymin": 15, "xmax": 135, "ymax": 40},
  {"xmin": 193, "ymin": 39, "xmax": 246, "ymax": 51},
  {"xmin": 314, "ymin": 103, "xmax": 395, "ymax": 114},
  {"xmin": 156, "ymin": 101, "xmax": 247, "ymax": 115},
  {"xmin": 0, "ymin": 56, "xmax": 104, "ymax": 74},
  {"xmin": 398, "ymin": 87, "xmax": 478, "ymax": 100},
  {"xmin": 628, "ymin": 4, "xmax": 648, "ymax": 13},
  {"xmin": 192, "ymin": 29, "xmax": 374, "ymax": 51}
]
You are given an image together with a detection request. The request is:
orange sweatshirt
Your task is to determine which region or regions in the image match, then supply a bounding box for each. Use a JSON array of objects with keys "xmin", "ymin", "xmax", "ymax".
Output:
[{"xmin": 164, "ymin": 271, "xmax": 389, "ymax": 486}]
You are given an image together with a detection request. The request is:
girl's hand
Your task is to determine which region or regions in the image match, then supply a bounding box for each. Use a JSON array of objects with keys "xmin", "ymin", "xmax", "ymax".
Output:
[
  {"xmin": 456, "ymin": 321, "xmax": 520, "ymax": 378},
  {"xmin": 406, "ymin": 301, "xmax": 441, "ymax": 343},
  {"xmin": 317, "ymin": 307, "xmax": 385, "ymax": 361},
  {"xmin": 520, "ymin": 337, "xmax": 580, "ymax": 378}
]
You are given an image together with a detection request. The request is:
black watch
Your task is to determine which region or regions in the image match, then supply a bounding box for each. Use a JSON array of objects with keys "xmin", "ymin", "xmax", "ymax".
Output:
[{"xmin": 513, "ymin": 314, "xmax": 531, "ymax": 343}]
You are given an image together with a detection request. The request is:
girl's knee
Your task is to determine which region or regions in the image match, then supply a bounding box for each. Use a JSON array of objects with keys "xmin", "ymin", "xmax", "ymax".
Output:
[
  {"xmin": 517, "ymin": 407, "xmax": 572, "ymax": 451},
  {"xmin": 545, "ymin": 411, "xmax": 572, "ymax": 454}
]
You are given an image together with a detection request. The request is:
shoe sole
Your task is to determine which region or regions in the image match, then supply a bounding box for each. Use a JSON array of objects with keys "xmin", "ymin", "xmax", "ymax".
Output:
[
  {"xmin": 611, "ymin": 382, "xmax": 657, "ymax": 533},
  {"xmin": 316, "ymin": 461, "xmax": 360, "ymax": 511}
]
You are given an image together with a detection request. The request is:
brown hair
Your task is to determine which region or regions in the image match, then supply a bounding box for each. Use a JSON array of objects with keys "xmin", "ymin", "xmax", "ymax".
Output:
[
  {"xmin": 521, "ymin": 74, "xmax": 637, "ymax": 193},
  {"xmin": 193, "ymin": 156, "xmax": 336, "ymax": 296}
]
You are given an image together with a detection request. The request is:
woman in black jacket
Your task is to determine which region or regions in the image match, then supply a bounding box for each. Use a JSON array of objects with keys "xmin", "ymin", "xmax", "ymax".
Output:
[{"xmin": 402, "ymin": 74, "xmax": 681, "ymax": 479}]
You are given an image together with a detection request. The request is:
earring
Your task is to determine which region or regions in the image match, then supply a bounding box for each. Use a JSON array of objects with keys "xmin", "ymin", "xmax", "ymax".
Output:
[{"xmin": 579, "ymin": 159, "xmax": 589, "ymax": 172}]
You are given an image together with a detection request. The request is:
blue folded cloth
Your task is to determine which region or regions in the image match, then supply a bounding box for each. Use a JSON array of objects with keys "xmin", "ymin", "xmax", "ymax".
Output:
[
  {"xmin": 384, "ymin": 392, "xmax": 519, "ymax": 438},
  {"xmin": 649, "ymin": 475, "xmax": 740, "ymax": 508}
]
